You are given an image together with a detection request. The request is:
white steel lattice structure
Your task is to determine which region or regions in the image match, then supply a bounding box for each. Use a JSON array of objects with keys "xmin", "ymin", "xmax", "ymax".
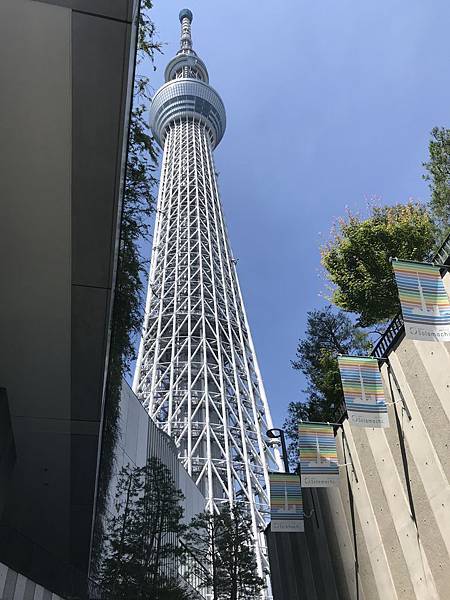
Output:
[{"xmin": 133, "ymin": 9, "xmax": 281, "ymax": 591}]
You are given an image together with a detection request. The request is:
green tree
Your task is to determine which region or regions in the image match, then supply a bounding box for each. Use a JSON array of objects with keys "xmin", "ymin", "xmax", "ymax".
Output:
[
  {"xmin": 99, "ymin": 457, "xmax": 189, "ymax": 600},
  {"xmin": 186, "ymin": 505, "xmax": 264, "ymax": 600},
  {"xmin": 184, "ymin": 511, "xmax": 224, "ymax": 599},
  {"xmin": 321, "ymin": 203, "xmax": 435, "ymax": 326},
  {"xmin": 218, "ymin": 505, "xmax": 264, "ymax": 600},
  {"xmin": 111, "ymin": 0, "xmax": 161, "ymax": 382},
  {"xmin": 284, "ymin": 307, "xmax": 369, "ymax": 463},
  {"xmin": 92, "ymin": 0, "xmax": 161, "ymax": 575},
  {"xmin": 423, "ymin": 127, "xmax": 450, "ymax": 234}
]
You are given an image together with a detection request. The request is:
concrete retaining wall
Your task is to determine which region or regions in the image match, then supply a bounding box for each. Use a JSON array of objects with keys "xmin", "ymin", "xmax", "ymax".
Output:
[{"xmin": 317, "ymin": 269, "xmax": 450, "ymax": 599}]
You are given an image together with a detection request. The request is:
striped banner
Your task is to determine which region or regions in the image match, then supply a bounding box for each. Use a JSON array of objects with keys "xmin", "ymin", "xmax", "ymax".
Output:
[
  {"xmin": 299, "ymin": 423, "xmax": 339, "ymax": 487},
  {"xmin": 393, "ymin": 260, "xmax": 450, "ymax": 341},
  {"xmin": 269, "ymin": 473, "xmax": 304, "ymax": 532},
  {"xmin": 338, "ymin": 356, "xmax": 389, "ymax": 428}
]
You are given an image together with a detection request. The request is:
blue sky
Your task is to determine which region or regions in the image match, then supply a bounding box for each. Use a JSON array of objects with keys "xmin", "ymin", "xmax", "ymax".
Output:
[{"xmin": 142, "ymin": 0, "xmax": 450, "ymax": 427}]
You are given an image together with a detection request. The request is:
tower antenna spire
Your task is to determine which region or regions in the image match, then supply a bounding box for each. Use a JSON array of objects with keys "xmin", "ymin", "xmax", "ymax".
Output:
[{"xmin": 179, "ymin": 8, "xmax": 194, "ymax": 54}]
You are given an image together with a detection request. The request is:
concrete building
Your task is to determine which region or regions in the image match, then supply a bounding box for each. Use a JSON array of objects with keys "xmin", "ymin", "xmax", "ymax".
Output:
[
  {"xmin": 0, "ymin": 0, "xmax": 139, "ymax": 593},
  {"xmin": 267, "ymin": 488, "xmax": 340, "ymax": 600},
  {"xmin": 0, "ymin": 390, "xmax": 15, "ymax": 520}
]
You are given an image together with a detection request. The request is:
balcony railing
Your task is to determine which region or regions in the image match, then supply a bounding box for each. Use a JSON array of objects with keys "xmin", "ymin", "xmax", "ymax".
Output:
[
  {"xmin": 434, "ymin": 230, "xmax": 450, "ymax": 265},
  {"xmin": 371, "ymin": 313, "xmax": 404, "ymax": 359}
]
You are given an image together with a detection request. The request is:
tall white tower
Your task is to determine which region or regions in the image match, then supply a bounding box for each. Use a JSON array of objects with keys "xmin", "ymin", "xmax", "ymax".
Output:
[{"xmin": 133, "ymin": 9, "xmax": 280, "ymax": 589}]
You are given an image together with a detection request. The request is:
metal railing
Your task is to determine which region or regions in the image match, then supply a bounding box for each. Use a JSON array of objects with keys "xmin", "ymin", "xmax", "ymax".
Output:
[
  {"xmin": 371, "ymin": 313, "xmax": 404, "ymax": 359},
  {"xmin": 372, "ymin": 230, "xmax": 450, "ymax": 359},
  {"xmin": 434, "ymin": 230, "xmax": 450, "ymax": 265}
]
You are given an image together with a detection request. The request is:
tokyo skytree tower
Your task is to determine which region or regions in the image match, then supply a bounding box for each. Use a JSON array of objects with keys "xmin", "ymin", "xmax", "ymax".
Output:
[{"xmin": 133, "ymin": 9, "xmax": 280, "ymax": 584}]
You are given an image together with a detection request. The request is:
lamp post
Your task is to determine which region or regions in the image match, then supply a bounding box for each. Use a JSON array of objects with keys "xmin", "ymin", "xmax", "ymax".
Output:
[{"xmin": 266, "ymin": 428, "xmax": 290, "ymax": 474}]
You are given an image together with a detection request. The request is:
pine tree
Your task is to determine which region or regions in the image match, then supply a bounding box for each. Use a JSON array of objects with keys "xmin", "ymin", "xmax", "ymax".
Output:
[
  {"xmin": 285, "ymin": 307, "xmax": 369, "ymax": 464},
  {"xmin": 184, "ymin": 510, "xmax": 224, "ymax": 599},
  {"xmin": 186, "ymin": 505, "xmax": 264, "ymax": 600},
  {"xmin": 423, "ymin": 127, "xmax": 450, "ymax": 234},
  {"xmin": 98, "ymin": 457, "xmax": 189, "ymax": 599},
  {"xmin": 216, "ymin": 505, "xmax": 264, "ymax": 600}
]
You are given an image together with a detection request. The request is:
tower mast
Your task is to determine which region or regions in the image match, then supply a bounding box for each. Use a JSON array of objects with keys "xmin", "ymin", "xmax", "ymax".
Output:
[{"xmin": 133, "ymin": 9, "xmax": 281, "ymax": 592}]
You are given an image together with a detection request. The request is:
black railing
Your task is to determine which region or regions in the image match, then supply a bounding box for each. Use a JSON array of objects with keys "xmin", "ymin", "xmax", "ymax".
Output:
[
  {"xmin": 371, "ymin": 313, "xmax": 404, "ymax": 359},
  {"xmin": 434, "ymin": 230, "xmax": 450, "ymax": 265},
  {"xmin": 335, "ymin": 401, "xmax": 348, "ymax": 424},
  {"xmin": 371, "ymin": 231, "xmax": 450, "ymax": 359}
]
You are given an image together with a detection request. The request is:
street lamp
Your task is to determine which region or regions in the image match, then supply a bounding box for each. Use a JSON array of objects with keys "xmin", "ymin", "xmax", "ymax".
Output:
[{"xmin": 266, "ymin": 428, "xmax": 289, "ymax": 473}]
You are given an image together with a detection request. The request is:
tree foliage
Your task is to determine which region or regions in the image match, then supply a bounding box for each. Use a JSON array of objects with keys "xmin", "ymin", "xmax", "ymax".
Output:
[
  {"xmin": 423, "ymin": 127, "xmax": 450, "ymax": 234},
  {"xmin": 93, "ymin": 1, "xmax": 161, "ymax": 574},
  {"xmin": 184, "ymin": 510, "xmax": 223, "ymax": 598},
  {"xmin": 185, "ymin": 505, "xmax": 264, "ymax": 600},
  {"xmin": 285, "ymin": 307, "xmax": 369, "ymax": 463},
  {"xmin": 112, "ymin": 0, "xmax": 160, "ymax": 380},
  {"xmin": 99, "ymin": 458, "xmax": 189, "ymax": 600},
  {"xmin": 218, "ymin": 505, "xmax": 264, "ymax": 600},
  {"xmin": 321, "ymin": 203, "xmax": 436, "ymax": 326}
]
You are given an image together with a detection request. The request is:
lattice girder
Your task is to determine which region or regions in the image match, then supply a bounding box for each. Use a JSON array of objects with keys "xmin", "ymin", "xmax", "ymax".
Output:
[
  {"xmin": 134, "ymin": 118, "xmax": 281, "ymax": 581},
  {"xmin": 134, "ymin": 12, "xmax": 281, "ymax": 594}
]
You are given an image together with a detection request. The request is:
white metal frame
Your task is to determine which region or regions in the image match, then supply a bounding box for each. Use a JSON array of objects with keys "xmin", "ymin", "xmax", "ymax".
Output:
[{"xmin": 133, "ymin": 12, "xmax": 281, "ymax": 596}]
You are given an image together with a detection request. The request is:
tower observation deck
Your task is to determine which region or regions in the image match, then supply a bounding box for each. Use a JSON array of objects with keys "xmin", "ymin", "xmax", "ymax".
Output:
[{"xmin": 133, "ymin": 9, "xmax": 280, "ymax": 592}]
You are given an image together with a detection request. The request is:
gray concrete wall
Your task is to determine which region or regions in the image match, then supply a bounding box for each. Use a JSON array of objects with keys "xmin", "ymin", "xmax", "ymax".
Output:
[
  {"xmin": 105, "ymin": 382, "xmax": 206, "ymax": 526},
  {"xmin": 91, "ymin": 382, "xmax": 206, "ymax": 595},
  {"xmin": 267, "ymin": 488, "xmax": 340, "ymax": 600},
  {"xmin": 317, "ymin": 269, "xmax": 450, "ymax": 599}
]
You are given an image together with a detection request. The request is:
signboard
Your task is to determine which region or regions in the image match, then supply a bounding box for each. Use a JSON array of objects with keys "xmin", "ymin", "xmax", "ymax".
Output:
[
  {"xmin": 299, "ymin": 423, "xmax": 339, "ymax": 487},
  {"xmin": 269, "ymin": 473, "xmax": 304, "ymax": 532},
  {"xmin": 393, "ymin": 260, "xmax": 450, "ymax": 341},
  {"xmin": 338, "ymin": 356, "xmax": 389, "ymax": 428}
]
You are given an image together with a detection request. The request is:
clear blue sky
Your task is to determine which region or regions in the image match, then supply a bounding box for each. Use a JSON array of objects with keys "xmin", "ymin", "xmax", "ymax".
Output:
[{"xmin": 141, "ymin": 0, "xmax": 450, "ymax": 427}]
